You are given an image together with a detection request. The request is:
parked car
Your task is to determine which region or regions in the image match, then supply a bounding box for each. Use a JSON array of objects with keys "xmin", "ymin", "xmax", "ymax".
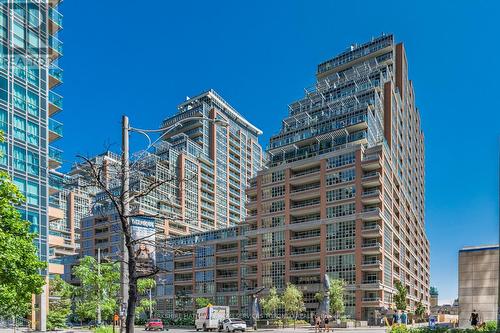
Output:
[
  {"xmin": 221, "ymin": 318, "xmax": 246, "ymax": 332},
  {"xmin": 145, "ymin": 318, "xmax": 164, "ymax": 331}
]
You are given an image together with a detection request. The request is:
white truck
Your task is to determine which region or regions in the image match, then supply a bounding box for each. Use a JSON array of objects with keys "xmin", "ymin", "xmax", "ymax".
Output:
[{"xmin": 195, "ymin": 305, "xmax": 230, "ymax": 331}]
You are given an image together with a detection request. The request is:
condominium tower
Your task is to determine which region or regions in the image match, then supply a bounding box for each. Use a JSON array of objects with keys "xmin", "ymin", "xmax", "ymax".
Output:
[
  {"xmin": 156, "ymin": 34, "xmax": 430, "ymax": 323},
  {"xmin": 79, "ymin": 90, "xmax": 263, "ymax": 259},
  {"xmin": 0, "ymin": 0, "xmax": 63, "ymax": 330}
]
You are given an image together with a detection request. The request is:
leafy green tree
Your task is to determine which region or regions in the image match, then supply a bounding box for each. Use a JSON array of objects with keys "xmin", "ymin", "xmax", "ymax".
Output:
[
  {"xmin": 195, "ymin": 297, "xmax": 211, "ymax": 309},
  {"xmin": 315, "ymin": 279, "xmax": 345, "ymax": 319},
  {"xmin": 136, "ymin": 278, "xmax": 156, "ymax": 318},
  {"xmin": 260, "ymin": 287, "xmax": 282, "ymax": 318},
  {"xmin": 394, "ymin": 280, "xmax": 408, "ymax": 311},
  {"xmin": 328, "ymin": 279, "xmax": 345, "ymax": 318},
  {"xmin": 414, "ymin": 298, "xmax": 426, "ymax": 320},
  {"xmin": 72, "ymin": 256, "xmax": 120, "ymax": 322},
  {"xmin": 282, "ymin": 283, "xmax": 305, "ymax": 328},
  {"xmin": 0, "ymin": 171, "xmax": 46, "ymax": 317},
  {"xmin": 47, "ymin": 276, "xmax": 73, "ymax": 330}
]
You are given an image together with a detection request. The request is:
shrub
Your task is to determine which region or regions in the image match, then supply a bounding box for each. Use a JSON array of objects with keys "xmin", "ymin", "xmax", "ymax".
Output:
[
  {"xmin": 94, "ymin": 326, "xmax": 113, "ymax": 333},
  {"xmin": 389, "ymin": 324, "xmax": 409, "ymax": 333}
]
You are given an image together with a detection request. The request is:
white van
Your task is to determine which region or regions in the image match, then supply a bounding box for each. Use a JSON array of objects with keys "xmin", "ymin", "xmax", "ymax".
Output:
[{"xmin": 195, "ymin": 305, "xmax": 230, "ymax": 331}]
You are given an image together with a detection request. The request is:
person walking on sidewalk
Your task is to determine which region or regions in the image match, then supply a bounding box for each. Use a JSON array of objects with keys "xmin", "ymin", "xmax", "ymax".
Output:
[
  {"xmin": 314, "ymin": 315, "xmax": 321, "ymax": 333},
  {"xmin": 323, "ymin": 316, "xmax": 330, "ymax": 332},
  {"xmin": 470, "ymin": 309, "xmax": 479, "ymax": 328}
]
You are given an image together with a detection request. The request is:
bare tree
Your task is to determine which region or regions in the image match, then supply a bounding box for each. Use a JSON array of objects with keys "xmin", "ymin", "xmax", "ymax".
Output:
[{"xmin": 70, "ymin": 149, "xmax": 195, "ymax": 333}]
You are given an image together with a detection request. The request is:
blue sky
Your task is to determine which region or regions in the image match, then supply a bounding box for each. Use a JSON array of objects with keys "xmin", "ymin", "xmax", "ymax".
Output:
[{"xmin": 56, "ymin": 1, "xmax": 499, "ymax": 304}]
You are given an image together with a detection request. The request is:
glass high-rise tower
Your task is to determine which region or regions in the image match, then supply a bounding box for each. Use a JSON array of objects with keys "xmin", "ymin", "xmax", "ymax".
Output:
[{"xmin": 0, "ymin": 0, "xmax": 63, "ymax": 329}]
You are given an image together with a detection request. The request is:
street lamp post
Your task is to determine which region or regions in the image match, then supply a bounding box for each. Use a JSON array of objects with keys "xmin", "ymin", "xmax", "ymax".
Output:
[{"xmin": 119, "ymin": 114, "xmax": 228, "ymax": 332}]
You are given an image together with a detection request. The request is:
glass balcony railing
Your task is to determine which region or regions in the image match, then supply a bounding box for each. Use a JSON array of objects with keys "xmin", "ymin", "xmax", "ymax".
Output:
[
  {"xmin": 49, "ymin": 91, "xmax": 63, "ymax": 109},
  {"xmin": 49, "ymin": 195, "xmax": 60, "ymax": 208},
  {"xmin": 49, "ymin": 65, "xmax": 63, "ymax": 83},
  {"xmin": 49, "ymin": 7, "xmax": 63, "ymax": 28},
  {"xmin": 49, "ymin": 36, "xmax": 63, "ymax": 55},
  {"xmin": 49, "ymin": 172, "xmax": 64, "ymax": 191},
  {"xmin": 49, "ymin": 118, "xmax": 63, "ymax": 137},
  {"xmin": 49, "ymin": 146, "xmax": 63, "ymax": 164}
]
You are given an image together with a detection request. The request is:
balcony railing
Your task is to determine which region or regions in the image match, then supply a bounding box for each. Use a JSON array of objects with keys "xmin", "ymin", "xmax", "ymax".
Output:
[
  {"xmin": 362, "ymin": 279, "xmax": 381, "ymax": 285},
  {"xmin": 49, "ymin": 146, "xmax": 63, "ymax": 164},
  {"xmin": 362, "ymin": 242, "xmax": 381, "ymax": 249},
  {"xmin": 49, "ymin": 36, "xmax": 63, "ymax": 56},
  {"xmin": 362, "ymin": 260, "xmax": 381, "ymax": 266},
  {"xmin": 362, "ymin": 171, "xmax": 380, "ymax": 179},
  {"xmin": 49, "ymin": 118, "xmax": 63, "ymax": 137},
  {"xmin": 292, "ymin": 167, "xmax": 320, "ymax": 178},
  {"xmin": 362, "ymin": 297, "xmax": 381, "ymax": 302},
  {"xmin": 49, "ymin": 7, "xmax": 63, "ymax": 29},
  {"xmin": 49, "ymin": 91, "xmax": 63, "ymax": 110},
  {"xmin": 49, "ymin": 65, "xmax": 63, "ymax": 83}
]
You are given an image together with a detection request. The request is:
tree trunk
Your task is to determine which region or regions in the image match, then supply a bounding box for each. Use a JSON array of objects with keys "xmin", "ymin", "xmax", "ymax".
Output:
[{"xmin": 125, "ymin": 246, "xmax": 138, "ymax": 333}]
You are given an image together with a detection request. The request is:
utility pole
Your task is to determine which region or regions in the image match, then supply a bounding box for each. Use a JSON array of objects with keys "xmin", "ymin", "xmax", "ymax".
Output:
[
  {"xmin": 97, "ymin": 248, "xmax": 101, "ymax": 326},
  {"xmin": 120, "ymin": 115, "xmax": 130, "ymax": 333},
  {"xmin": 149, "ymin": 288, "xmax": 153, "ymax": 319}
]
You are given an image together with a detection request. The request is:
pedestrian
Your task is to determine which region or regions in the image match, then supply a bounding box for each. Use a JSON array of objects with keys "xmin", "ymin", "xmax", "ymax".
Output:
[
  {"xmin": 470, "ymin": 309, "xmax": 479, "ymax": 328},
  {"xmin": 324, "ymin": 316, "xmax": 330, "ymax": 333},
  {"xmin": 314, "ymin": 314, "xmax": 321, "ymax": 333},
  {"xmin": 401, "ymin": 310, "xmax": 407, "ymax": 325}
]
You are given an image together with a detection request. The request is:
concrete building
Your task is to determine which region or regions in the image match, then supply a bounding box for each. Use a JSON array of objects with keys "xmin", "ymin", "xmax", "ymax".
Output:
[
  {"xmin": 48, "ymin": 151, "xmax": 120, "ymax": 273},
  {"xmin": 0, "ymin": 0, "xmax": 63, "ymax": 329},
  {"xmin": 430, "ymin": 286, "xmax": 439, "ymax": 307},
  {"xmin": 458, "ymin": 245, "xmax": 499, "ymax": 327},
  {"xmin": 79, "ymin": 91, "xmax": 263, "ymax": 259},
  {"xmin": 155, "ymin": 34, "xmax": 430, "ymax": 323}
]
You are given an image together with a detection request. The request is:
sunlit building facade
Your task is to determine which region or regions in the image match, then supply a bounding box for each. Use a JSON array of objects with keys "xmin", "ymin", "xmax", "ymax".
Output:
[
  {"xmin": 0, "ymin": 0, "xmax": 63, "ymax": 329},
  {"xmin": 156, "ymin": 35, "xmax": 430, "ymax": 323}
]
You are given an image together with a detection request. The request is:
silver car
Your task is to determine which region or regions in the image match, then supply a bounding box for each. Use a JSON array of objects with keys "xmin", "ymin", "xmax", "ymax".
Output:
[{"xmin": 221, "ymin": 318, "xmax": 246, "ymax": 332}]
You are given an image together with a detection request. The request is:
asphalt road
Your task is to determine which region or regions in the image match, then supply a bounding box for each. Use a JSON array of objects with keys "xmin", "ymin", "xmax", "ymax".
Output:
[{"xmin": 133, "ymin": 328, "xmax": 387, "ymax": 333}]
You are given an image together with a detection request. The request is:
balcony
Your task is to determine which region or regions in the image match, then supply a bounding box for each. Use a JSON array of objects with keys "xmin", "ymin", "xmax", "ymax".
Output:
[
  {"xmin": 361, "ymin": 297, "xmax": 382, "ymax": 306},
  {"xmin": 362, "ymin": 171, "xmax": 381, "ymax": 187},
  {"xmin": 360, "ymin": 207, "xmax": 381, "ymax": 221},
  {"xmin": 361, "ymin": 189, "xmax": 381, "ymax": 204},
  {"xmin": 49, "ymin": 118, "xmax": 63, "ymax": 142},
  {"xmin": 49, "ymin": 0, "xmax": 62, "ymax": 8},
  {"xmin": 49, "ymin": 91, "xmax": 63, "ymax": 116},
  {"xmin": 362, "ymin": 224, "xmax": 382, "ymax": 237},
  {"xmin": 361, "ymin": 260, "xmax": 383, "ymax": 271},
  {"xmin": 360, "ymin": 280, "xmax": 383, "ymax": 290},
  {"xmin": 361, "ymin": 242, "xmax": 382, "ymax": 254},
  {"xmin": 361, "ymin": 154, "xmax": 381, "ymax": 171},
  {"xmin": 48, "ymin": 7, "xmax": 63, "ymax": 34},
  {"xmin": 49, "ymin": 36, "xmax": 63, "ymax": 60},
  {"xmin": 48, "ymin": 145, "xmax": 63, "ymax": 169},
  {"xmin": 291, "ymin": 245, "xmax": 321, "ymax": 257},
  {"xmin": 290, "ymin": 198, "xmax": 321, "ymax": 214},
  {"xmin": 49, "ymin": 65, "xmax": 63, "ymax": 90},
  {"xmin": 49, "ymin": 172, "xmax": 64, "ymax": 194}
]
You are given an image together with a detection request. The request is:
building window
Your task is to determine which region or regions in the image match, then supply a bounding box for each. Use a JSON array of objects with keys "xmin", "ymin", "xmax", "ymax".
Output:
[
  {"xmin": 326, "ymin": 168, "xmax": 355, "ymax": 185},
  {"xmin": 326, "ymin": 203, "xmax": 356, "ymax": 218},
  {"xmin": 327, "ymin": 152, "xmax": 356, "ymax": 169},
  {"xmin": 27, "ymin": 90, "xmax": 39, "ymax": 116},
  {"xmin": 13, "ymin": 146, "xmax": 26, "ymax": 172},
  {"xmin": 13, "ymin": 21, "xmax": 25, "ymax": 49},
  {"xmin": 27, "ymin": 211, "xmax": 39, "ymax": 233},
  {"xmin": 13, "ymin": 84, "xmax": 26, "ymax": 111},
  {"xmin": 27, "ymin": 121, "xmax": 38, "ymax": 146},
  {"xmin": 0, "ymin": 142, "xmax": 7, "ymax": 166},
  {"xmin": 27, "ymin": 151, "xmax": 38, "ymax": 176},
  {"xmin": 13, "ymin": 116, "xmax": 26, "ymax": 141},
  {"xmin": 27, "ymin": 181, "xmax": 39, "ymax": 205},
  {"xmin": 326, "ymin": 220, "xmax": 356, "ymax": 251},
  {"xmin": 326, "ymin": 186, "xmax": 356, "ymax": 202}
]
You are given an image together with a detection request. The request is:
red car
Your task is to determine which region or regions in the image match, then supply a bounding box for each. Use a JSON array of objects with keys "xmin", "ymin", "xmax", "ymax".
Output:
[{"xmin": 145, "ymin": 319, "xmax": 164, "ymax": 331}]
